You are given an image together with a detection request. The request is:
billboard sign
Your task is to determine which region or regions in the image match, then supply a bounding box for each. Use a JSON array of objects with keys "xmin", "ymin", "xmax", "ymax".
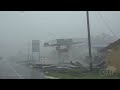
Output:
[
  {"xmin": 56, "ymin": 39, "xmax": 72, "ymax": 45},
  {"xmin": 56, "ymin": 39, "xmax": 64, "ymax": 45},
  {"xmin": 64, "ymin": 39, "xmax": 72, "ymax": 45},
  {"xmin": 32, "ymin": 40, "xmax": 40, "ymax": 52}
]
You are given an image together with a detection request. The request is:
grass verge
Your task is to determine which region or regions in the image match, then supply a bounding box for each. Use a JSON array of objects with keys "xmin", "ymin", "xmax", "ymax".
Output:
[{"xmin": 45, "ymin": 69, "xmax": 120, "ymax": 79}]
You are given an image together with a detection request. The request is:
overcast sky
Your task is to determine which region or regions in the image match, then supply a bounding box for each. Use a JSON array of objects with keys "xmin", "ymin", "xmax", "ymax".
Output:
[{"xmin": 0, "ymin": 11, "xmax": 120, "ymax": 57}]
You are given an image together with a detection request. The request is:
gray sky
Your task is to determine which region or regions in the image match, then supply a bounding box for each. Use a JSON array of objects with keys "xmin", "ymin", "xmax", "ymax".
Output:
[{"xmin": 0, "ymin": 11, "xmax": 120, "ymax": 57}]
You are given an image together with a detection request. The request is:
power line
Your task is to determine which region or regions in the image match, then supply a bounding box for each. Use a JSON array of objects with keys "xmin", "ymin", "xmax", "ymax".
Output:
[
  {"xmin": 86, "ymin": 12, "xmax": 111, "ymax": 45},
  {"xmin": 80, "ymin": 12, "xmax": 84, "ymax": 29},
  {"xmin": 93, "ymin": 12, "xmax": 114, "ymax": 44},
  {"xmin": 89, "ymin": 12, "xmax": 104, "ymax": 37},
  {"xmin": 83, "ymin": 12, "xmax": 109, "ymax": 47},
  {"xmin": 97, "ymin": 11, "xmax": 118, "ymax": 40}
]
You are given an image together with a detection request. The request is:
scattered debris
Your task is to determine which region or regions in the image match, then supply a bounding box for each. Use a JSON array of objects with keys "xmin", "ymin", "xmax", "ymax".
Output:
[{"xmin": 44, "ymin": 76, "xmax": 59, "ymax": 79}]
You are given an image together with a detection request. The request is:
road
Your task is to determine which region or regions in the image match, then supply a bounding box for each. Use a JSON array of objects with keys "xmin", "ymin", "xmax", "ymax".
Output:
[{"xmin": 0, "ymin": 59, "xmax": 45, "ymax": 79}]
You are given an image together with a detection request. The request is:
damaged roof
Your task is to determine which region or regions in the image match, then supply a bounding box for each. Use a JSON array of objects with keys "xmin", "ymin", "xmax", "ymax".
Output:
[{"xmin": 100, "ymin": 38, "xmax": 120, "ymax": 52}]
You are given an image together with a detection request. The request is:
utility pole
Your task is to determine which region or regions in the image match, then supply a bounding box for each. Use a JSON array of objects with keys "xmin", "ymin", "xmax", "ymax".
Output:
[
  {"xmin": 28, "ymin": 47, "xmax": 29, "ymax": 61},
  {"xmin": 27, "ymin": 42, "xmax": 30, "ymax": 61},
  {"xmin": 86, "ymin": 11, "xmax": 93, "ymax": 71},
  {"xmin": 39, "ymin": 41, "xmax": 41, "ymax": 64}
]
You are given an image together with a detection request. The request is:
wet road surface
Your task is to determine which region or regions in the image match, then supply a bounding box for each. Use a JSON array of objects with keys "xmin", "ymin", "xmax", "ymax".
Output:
[{"xmin": 0, "ymin": 59, "xmax": 45, "ymax": 79}]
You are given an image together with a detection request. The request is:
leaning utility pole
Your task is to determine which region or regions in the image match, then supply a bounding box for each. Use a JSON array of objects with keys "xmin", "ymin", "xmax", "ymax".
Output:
[{"xmin": 86, "ymin": 11, "xmax": 93, "ymax": 71}]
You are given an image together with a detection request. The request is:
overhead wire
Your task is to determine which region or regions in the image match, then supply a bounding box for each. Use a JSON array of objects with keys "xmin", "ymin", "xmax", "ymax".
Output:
[
  {"xmin": 93, "ymin": 11, "xmax": 113, "ymax": 44},
  {"xmin": 97, "ymin": 11, "xmax": 118, "ymax": 40}
]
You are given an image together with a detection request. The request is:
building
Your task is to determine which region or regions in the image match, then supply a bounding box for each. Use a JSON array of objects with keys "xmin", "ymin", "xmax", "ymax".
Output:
[{"xmin": 100, "ymin": 39, "xmax": 120, "ymax": 72}]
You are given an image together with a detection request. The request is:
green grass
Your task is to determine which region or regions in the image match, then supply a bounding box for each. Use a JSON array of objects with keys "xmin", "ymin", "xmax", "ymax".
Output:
[{"xmin": 45, "ymin": 69, "xmax": 120, "ymax": 79}]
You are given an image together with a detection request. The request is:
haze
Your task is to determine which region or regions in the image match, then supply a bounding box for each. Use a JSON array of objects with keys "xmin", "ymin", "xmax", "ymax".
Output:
[{"xmin": 0, "ymin": 11, "xmax": 120, "ymax": 58}]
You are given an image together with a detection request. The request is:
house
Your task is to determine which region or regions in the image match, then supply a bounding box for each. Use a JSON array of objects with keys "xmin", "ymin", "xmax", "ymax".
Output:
[{"xmin": 100, "ymin": 39, "xmax": 120, "ymax": 72}]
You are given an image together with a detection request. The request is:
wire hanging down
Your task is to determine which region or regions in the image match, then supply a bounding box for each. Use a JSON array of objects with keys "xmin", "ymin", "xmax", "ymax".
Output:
[
  {"xmin": 91, "ymin": 12, "xmax": 111, "ymax": 44},
  {"xmin": 97, "ymin": 11, "xmax": 118, "ymax": 40}
]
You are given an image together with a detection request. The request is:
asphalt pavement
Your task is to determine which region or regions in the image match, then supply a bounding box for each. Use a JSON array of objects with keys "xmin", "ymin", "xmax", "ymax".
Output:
[{"xmin": 0, "ymin": 59, "xmax": 45, "ymax": 79}]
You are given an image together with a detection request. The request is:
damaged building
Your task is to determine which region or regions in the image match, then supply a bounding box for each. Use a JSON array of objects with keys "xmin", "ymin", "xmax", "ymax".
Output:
[{"xmin": 100, "ymin": 39, "xmax": 120, "ymax": 72}]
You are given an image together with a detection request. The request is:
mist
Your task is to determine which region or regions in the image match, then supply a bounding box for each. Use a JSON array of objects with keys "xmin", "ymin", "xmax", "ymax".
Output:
[{"xmin": 0, "ymin": 11, "xmax": 120, "ymax": 58}]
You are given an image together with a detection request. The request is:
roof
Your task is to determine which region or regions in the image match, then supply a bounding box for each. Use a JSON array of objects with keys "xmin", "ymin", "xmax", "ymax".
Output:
[{"xmin": 100, "ymin": 39, "xmax": 120, "ymax": 52}]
